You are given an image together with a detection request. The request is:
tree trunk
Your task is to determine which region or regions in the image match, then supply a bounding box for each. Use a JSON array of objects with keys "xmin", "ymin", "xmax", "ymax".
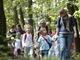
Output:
[
  {"xmin": 0, "ymin": 0, "xmax": 6, "ymax": 45},
  {"xmin": 19, "ymin": 8, "xmax": 25, "ymax": 29},
  {"xmin": 67, "ymin": 0, "xmax": 80, "ymax": 52},
  {"xmin": 28, "ymin": 0, "xmax": 33, "ymax": 33},
  {"xmin": 13, "ymin": 6, "xmax": 19, "ymax": 26}
]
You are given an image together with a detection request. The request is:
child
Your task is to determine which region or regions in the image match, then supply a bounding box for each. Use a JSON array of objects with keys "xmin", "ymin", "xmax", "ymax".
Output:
[
  {"xmin": 13, "ymin": 32, "xmax": 22, "ymax": 56},
  {"xmin": 35, "ymin": 31, "xmax": 42, "ymax": 60},
  {"xmin": 7, "ymin": 37, "xmax": 14, "ymax": 51},
  {"xmin": 37, "ymin": 28, "xmax": 57, "ymax": 60},
  {"xmin": 22, "ymin": 24, "xmax": 37, "ymax": 58},
  {"xmin": 48, "ymin": 34, "xmax": 60, "ymax": 60}
]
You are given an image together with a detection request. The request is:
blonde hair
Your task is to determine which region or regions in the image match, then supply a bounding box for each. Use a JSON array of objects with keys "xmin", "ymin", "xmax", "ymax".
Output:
[
  {"xmin": 24, "ymin": 24, "xmax": 32, "ymax": 31},
  {"xmin": 16, "ymin": 32, "xmax": 21, "ymax": 39},
  {"xmin": 64, "ymin": 8, "xmax": 68, "ymax": 13}
]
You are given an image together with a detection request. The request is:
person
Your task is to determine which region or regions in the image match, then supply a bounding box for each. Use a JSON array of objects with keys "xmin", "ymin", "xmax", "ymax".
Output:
[
  {"xmin": 38, "ymin": 19, "xmax": 50, "ymax": 35},
  {"xmin": 13, "ymin": 32, "xmax": 22, "ymax": 56},
  {"xmin": 37, "ymin": 28, "xmax": 57, "ymax": 60},
  {"xmin": 22, "ymin": 24, "xmax": 38, "ymax": 59},
  {"xmin": 70, "ymin": 39, "xmax": 75, "ymax": 56},
  {"xmin": 7, "ymin": 25, "xmax": 16, "ymax": 51},
  {"xmin": 7, "ymin": 37, "xmax": 14, "ymax": 51},
  {"xmin": 48, "ymin": 32, "xmax": 60, "ymax": 60},
  {"xmin": 7, "ymin": 25, "xmax": 16, "ymax": 38},
  {"xmin": 35, "ymin": 31, "xmax": 41, "ymax": 60},
  {"xmin": 56, "ymin": 8, "xmax": 77, "ymax": 60},
  {"xmin": 16, "ymin": 24, "xmax": 25, "ymax": 34}
]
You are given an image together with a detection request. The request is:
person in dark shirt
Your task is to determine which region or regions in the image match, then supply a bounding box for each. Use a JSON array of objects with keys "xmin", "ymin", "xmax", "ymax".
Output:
[
  {"xmin": 7, "ymin": 25, "xmax": 16, "ymax": 38},
  {"xmin": 56, "ymin": 8, "xmax": 77, "ymax": 60},
  {"xmin": 16, "ymin": 24, "xmax": 25, "ymax": 34}
]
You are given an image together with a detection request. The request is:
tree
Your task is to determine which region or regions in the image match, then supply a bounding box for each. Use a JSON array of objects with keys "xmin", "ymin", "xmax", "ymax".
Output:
[
  {"xmin": 13, "ymin": 6, "xmax": 19, "ymax": 26},
  {"xmin": 0, "ymin": 0, "xmax": 6, "ymax": 45},
  {"xmin": 19, "ymin": 8, "xmax": 25, "ymax": 29},
  {"xmin": 28, "ymin": 0, "xmax": 34, "ymax": 33}
]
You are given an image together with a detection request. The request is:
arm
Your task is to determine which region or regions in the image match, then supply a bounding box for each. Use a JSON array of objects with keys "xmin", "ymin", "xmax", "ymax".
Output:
[
  {"xmin": 36, "ymin": 42, "xmax": 40, "ymax": 49},
  {"xmin": 56, "ymin": 28, "xmax": 60, "ymax": 36},
  {"xmin": 56, "ymin": 17, "xmax": 61, "ymax": 38},
  {"xmin": 22, "ymin": 34, "xmax": 25, "ymax": 48},
  {"xmin": 73, "ymin": 26, "xmax": 77, "ymax": 38},
  {"xmin": 33, "ymin": 37, "xmax": 38, "ymax": 47}
]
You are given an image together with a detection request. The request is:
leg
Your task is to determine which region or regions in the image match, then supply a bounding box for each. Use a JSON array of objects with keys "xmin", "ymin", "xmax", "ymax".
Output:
[
  {"xmin": 30, "ymin": 46, "xmax": 33, "ymax": 57},
  {"xmin": 24, "ymin": 47, "xmax": 30, "ymax": 57},
  {"xmin": 48, "ymin": 50, "xmax": 52, "ymax": 60},
  {"xmin": 65, "ymin": 34, "xmax": 73, "ymax": 59},
  {"xmin": 59, "ymin": 34, "xmax": 66, "ymax": 60}
]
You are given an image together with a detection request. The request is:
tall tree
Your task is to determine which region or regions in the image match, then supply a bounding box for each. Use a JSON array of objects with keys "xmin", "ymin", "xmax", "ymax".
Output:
[
  {"xmin": 0, "ymin": 0, "xmax": 6, "ymax": 45},
  {"xmin": 28, "ymin": 0, "xmax": 33, "ymax": 33},
  {"xmin": 13, "ymin": 6, "xmax": 19, "ymax": 26},
  {"xmin": 19, "ymin": 8, "xmax": 25, "ymax": 29}
]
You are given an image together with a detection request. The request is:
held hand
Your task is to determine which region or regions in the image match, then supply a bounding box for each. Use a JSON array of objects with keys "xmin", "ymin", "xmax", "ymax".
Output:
[
  {"xmin": 23, "ymin": 46, "xmax": 25, "ymax": 49},
  {"xmin": 55, "ymin": 35, "xmax": 59, "ymax": 40}
]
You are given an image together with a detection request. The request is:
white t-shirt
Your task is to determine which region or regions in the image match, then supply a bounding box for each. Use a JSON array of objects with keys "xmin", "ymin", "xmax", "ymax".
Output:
[
  {"xmin": 15, "ymin": 39, "xmax": 22, "ymax": 47},
  {"xmin": 22, "ymin": 33, "xmax": 38, "ymax": 47},
  {"xmin": 50, "ymin": 35, "xmax": 60, "ymax": 51}
]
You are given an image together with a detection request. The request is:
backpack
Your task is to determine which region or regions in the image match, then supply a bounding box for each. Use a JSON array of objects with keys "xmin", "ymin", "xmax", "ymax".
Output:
[
  {"xmin": 39, "ymin": 26, "xmax": 48, "ymax": 34},
  {"xmin": 24, "ymin": 33, "xmax": 34, "ymax": 43}
]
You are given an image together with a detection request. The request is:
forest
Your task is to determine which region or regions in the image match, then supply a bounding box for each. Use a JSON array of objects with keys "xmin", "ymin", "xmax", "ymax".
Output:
[{"xmin": 0, "ymin": 0, "xmax": 80, "ymax": 60}]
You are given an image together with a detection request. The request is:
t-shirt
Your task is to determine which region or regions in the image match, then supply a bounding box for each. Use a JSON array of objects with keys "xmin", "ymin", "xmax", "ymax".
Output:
[
  {"xmin": 50, "ymin": 35, "xmax": 60, "ymax": 51},
  {"xmin": 22, "ymin": 33, "xmax": 37, "ymax": 47},
  {"xmin": 15, "ymin": 39, "xmax": 22, "ymax": 47},
  {"xmin": 38, "ymin": 35, "xmax": 52, "ymax": 50},
  {"xmin": 57, "ymin": 16, "xmax": 75, "ymax": 32},
  {"xmin": 8, "ymin": 30, "xmax": 16, "ymax": 38},
  {"xmin": 16, "ymin": 29, "xmax": 25, "ymax": 34}
]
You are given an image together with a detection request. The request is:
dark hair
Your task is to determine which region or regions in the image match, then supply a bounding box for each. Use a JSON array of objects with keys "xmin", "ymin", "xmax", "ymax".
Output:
[
  {"xmin": 59, "ymin": 8, "xmax": 66, "ymax": 14},
  {"xmin": 16, "ymin": 24, "xmax": 21, "ymax": 29},
  {"xmin": 11, "ymin": 25, "xmax": 14, "ymax": 28}
]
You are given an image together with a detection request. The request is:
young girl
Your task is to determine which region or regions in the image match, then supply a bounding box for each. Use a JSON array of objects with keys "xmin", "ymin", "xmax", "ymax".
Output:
[
  {"xmin": 37, "ymin": 28, "xmax": 57, "ymax": 60},
  {"xmin": 48, "ymin": 34, "xmax": 60, "ymax": 60},
  {"xmin": 13, "ymin": 32, "xmax": 22, "ymax": 56},
  {"xmin": 22, "ymin": 24, "xmax": 37, "ymax": 58}
]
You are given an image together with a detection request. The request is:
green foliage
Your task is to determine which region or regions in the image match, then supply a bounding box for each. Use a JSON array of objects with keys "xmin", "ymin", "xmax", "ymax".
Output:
[
  {"xmin": 4, "ymin": 0, "xmax": 80, "ymax": 33},
  {"xmin": 0, "ymin": 35, "xmax": 14, "ymax": 60}
]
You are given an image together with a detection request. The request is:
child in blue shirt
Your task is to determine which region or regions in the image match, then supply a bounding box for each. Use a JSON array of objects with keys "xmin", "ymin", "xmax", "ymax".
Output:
[{"xmin": 37, "ymin": 28, "xmax": 57, "ymax": 59}]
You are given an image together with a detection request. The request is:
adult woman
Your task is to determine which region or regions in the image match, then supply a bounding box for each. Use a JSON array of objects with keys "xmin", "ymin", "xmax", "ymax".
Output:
[
  {"xmin": 56, "ymin": 8, "xmax": 77, "ymax": 60},
  {"xmin": 38, "ymin": 19, "xmax": 50, "ymax": 35}
]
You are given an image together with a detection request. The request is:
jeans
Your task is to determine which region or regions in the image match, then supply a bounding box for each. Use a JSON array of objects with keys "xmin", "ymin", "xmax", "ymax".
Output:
[
  {"xmin": 40, "ymin": 50, "xmax": 49, "ymax": 60},
  {"xmin": 59, "ymin": 33, "xmax": 74, "ymax": 60}
]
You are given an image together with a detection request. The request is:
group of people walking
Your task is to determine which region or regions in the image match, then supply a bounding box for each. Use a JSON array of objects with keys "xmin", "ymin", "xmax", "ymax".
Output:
[{"xmin": 7, "ymin": 8, "xmax": 77, "ymax": 60}]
